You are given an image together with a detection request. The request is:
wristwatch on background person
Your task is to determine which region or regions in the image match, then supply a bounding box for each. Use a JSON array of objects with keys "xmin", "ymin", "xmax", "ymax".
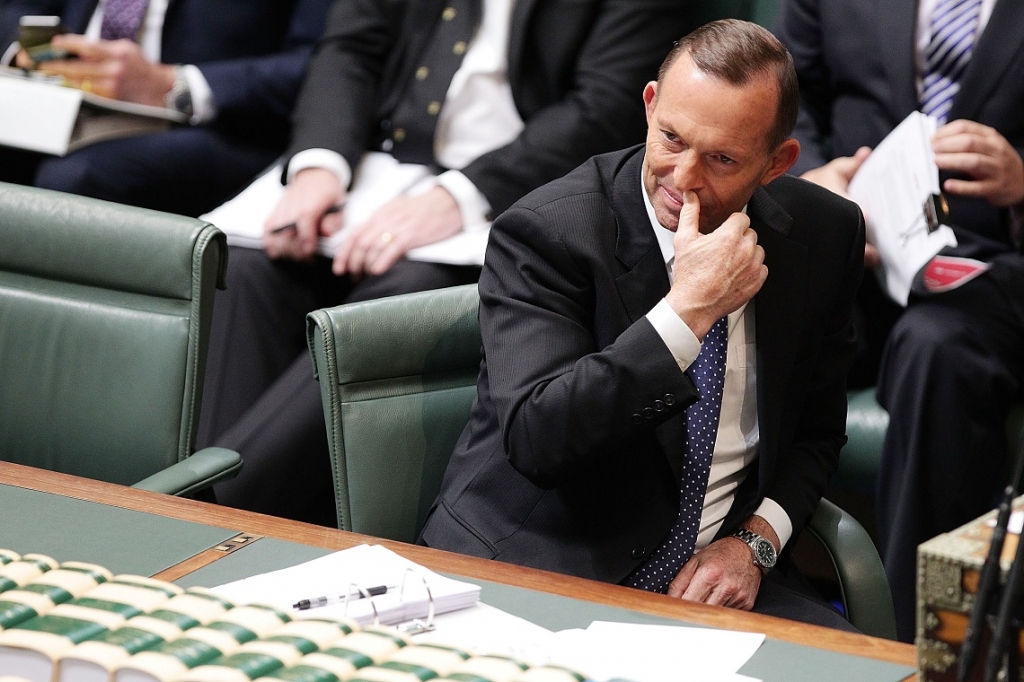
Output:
[
  {"xmin": 165, "ymin": 65, "xmax": 193, "ymax": 119},
  {"xmin": 732, "ymin": 528, "xmax": 777, "ymax": 575}
]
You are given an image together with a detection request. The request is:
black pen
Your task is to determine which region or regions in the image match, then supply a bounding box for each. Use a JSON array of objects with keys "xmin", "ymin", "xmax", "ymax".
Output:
[
  {"xmin": 270, "ymin": 202, "xmax": 345, "ymax": 235},
  {"xmin": 292, "ymin": 584, "xmax": 391, "ymax": 611},
  {"xmin": 961, "ymin": 486, "xmax": 1015, "ymax": 682}
]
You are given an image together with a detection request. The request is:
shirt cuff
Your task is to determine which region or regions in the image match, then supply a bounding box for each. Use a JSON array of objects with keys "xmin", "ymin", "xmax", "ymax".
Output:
[
  {"xmin": 181, "ymin": 64, "xmax": 216, "ymax": 125},
  {"xmin": 436, "ymin": 169, "xmax": 491, "ymax": 232},
  {"xmin": 753, "ymin": 497, "xmax": 793, "ymax": 551},
  {"xmin": 646, "ymin": 299, "xmax": 701, "ymax": 372},
  {"xmin": 287, "ymin": 148, "xmax": 353, "ymax": 189},
  {"xmin": 2, "ymin": 41, "xmax": 19, "ymax": 66}
]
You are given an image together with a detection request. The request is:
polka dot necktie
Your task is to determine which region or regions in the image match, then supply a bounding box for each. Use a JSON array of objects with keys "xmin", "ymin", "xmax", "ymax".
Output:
[
  {"xmin": 626, "ymin": 316, "xmax": 729, "ymax": 593},
  {"xmin": 921, "ymin": 0, "xmax": 983, "ymax": 124},
  {"xmin": 100, "ymin": 0, "xmax": 150, "ymax": 41}
]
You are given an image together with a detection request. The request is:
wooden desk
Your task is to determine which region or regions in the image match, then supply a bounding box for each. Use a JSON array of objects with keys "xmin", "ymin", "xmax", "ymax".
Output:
[{"xmin": 0, "ymin": 462, "xmax": 915, "ymax": 679}]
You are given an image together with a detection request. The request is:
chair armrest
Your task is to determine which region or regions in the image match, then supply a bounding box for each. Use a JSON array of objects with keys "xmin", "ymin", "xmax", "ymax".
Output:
[
  {"xmin": 806, "ymin": 498, "xmax": 897, "ymax": 640},
  {"xmin": 132, "ymin": 447, "xmax": 242, "ymax": 497}
]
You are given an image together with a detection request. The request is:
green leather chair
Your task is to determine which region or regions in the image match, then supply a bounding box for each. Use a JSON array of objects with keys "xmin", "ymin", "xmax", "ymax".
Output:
[
  {"xmin": 0, "ymin": 183, "xmax": 241, "ymax": 495},
  {"xmin": 307, "ymin": 284, "xmax": 898, "ymax": 639}
]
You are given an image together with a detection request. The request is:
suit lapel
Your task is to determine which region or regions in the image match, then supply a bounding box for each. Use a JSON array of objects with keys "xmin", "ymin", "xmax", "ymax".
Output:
[
  {"xmin": 65, "ymin": 0, "xmax": 102, "ymax": 34},
  {"xmin": 610, "ymin": 150, "xmax": 670, "ymax": 323},
  {"xmin": 877, "ymin": 0, "xmax": 920, "ymax": 121},
  {"xmin": 748, "ymin": 186, "xmax": 808, "ymax": 486},
  {"xmin": 949, "ymin": 0, "xmax": 1024, "ymax": 122}
]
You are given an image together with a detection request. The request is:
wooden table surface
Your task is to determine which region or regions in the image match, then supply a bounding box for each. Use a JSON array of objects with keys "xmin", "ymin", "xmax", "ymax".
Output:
[{"xmin": 0, "ymin": 461, "xmax": 916, "ymax": 674}]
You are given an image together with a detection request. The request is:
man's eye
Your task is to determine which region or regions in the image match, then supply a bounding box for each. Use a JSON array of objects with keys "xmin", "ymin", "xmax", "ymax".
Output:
[
  {"xmin": 716, "ymin": 154, "xmax": 735, "ymax": 165},
  {"xmin": 663, "ymin": 131, "xmax": 679, "ymax": 143}
]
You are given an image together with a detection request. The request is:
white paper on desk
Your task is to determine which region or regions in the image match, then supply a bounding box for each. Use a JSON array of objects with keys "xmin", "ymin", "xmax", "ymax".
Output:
[
  {"xmin": 987, "ymin": 510, "xmax": 1024, "ymax": 535},
  {"xmin": 848, "ymin": 111, "xmax": 958, "ymax": 305},
  {"xmin": 543, "ymin": 621, "xmax": 764, "ymax": 682},
  {"xmin": 202, "ymin": 152, "xmax": 489, "ymax": 265},
  {"xmin": 208, "ymin": 543, "xmax": 480, "ymax": 626}
]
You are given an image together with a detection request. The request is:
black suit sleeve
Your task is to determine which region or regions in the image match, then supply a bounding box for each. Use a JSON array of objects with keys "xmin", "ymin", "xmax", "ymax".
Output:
[
  {"xmin": 478, "ymin": 198, "xmax": 698, "ymax": 489},
  {"xmin": 286, "ymin": 0, "xmax": 405, "ymax": 172},
  {"xmin": 763, "ymin": 202, "xmax": 864, "ymax": 532}
]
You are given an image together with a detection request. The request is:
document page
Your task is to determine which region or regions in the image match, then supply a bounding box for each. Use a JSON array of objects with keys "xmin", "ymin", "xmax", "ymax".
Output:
[
  {"xmin": 202, "ymin": 152, "xmax": 489, "ymax": 265},
  {"xmin": 848, "ymin": 111, "xmax": 957, "ymax": 304}
]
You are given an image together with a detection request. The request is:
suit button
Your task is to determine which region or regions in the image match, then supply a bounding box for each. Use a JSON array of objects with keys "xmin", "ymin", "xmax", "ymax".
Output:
[
  {"xmin": 632, "ymin": 413, "xmax": 644, "ymax": 425},
  {"xmin": 653, "ymin": 400, "xmax": 665, "ymax": 412},
  {"xmin": 642, "ymin": 407, "xmax": 655, "ymax": 420},
  {"xmin": 663, "ymin": 394, "xmax": 676, "ymax": 406},
  {"xmin": 631, "ymin": 547, "xmax": 646, "ymax": 560}
]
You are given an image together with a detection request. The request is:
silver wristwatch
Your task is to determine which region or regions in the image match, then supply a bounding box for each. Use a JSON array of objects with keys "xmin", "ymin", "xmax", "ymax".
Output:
[
  {"xmin": 165, "ymin": 66, "xmax": 193, "ymax": 119},
  {"xmin": 732, "ymin": 528, "xmax": 777, "ymax": 574}
]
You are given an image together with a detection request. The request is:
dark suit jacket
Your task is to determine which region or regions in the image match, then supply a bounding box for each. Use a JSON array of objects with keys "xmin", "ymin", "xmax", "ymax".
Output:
[
  {"xmin": 420, "ymin": 146, "xmax": 864, "ymax": 584},
  {"xmin": 775, "ymin": 0, "xmax": 1024, "ymax": 250},
  {"xmin": 0, "ymin": 0, "xmax": 332, "ymax": 145},
  {"xmin": 286, "ymin": 0, "xmax": 692, "ymax": 216}
]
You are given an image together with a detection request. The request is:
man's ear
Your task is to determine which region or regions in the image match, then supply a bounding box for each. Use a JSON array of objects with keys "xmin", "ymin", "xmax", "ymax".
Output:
[
  {"xmin": 643, "ymin": 81, "xmax": 658, "ymax": 124},
  {"xmin": 760, "ymin": 138, "xmax": 801, "ymax": 186}
]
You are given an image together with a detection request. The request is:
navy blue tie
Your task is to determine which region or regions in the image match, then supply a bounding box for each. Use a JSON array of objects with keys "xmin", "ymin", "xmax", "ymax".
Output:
[
  {"xmin": 100, "ymin": 0, "xmax": 150, "ymax": 41},
  {"xmin": 626, "ymin": 316, "xmax": 729, "ymax": 593}
]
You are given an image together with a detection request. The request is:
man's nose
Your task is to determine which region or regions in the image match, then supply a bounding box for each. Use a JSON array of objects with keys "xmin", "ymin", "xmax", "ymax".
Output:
[{"xmin": 672, "ymin": 151, "xmax": 703, "ymax": 192}]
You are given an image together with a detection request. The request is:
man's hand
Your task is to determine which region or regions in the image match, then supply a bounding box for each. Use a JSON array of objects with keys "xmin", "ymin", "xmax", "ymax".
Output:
[
  {"xmin": 664, "ymin": 191, "xmax": 766, "ymax": 340},
  {"xmin": 33, "ymin": 34, "xmax": 175, "ymax": 106},
  {"xmin": 332, "ymin": 185, "xmax": 462, "ymax": 278},
  {"xmin": 667, "ymin": 516, "xmax": 779, "ymax": 610},
  {"xmin": 263, "ymin": 168, "xmax": 345, "ymax": 262},
  {"xmin": 933, "ymin": 119, "xmax": 1024, "ymax": 208}
]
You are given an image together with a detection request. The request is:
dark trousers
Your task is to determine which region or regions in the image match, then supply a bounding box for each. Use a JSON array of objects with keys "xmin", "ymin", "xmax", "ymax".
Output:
[
  {"xmin": 876, "ymin": 260, "xmax": 1024, "ymax": 642},
  {"xmin": 0, "ymin": 126, "xmax": 278, "ymax": 217},
  {"xmin": 196, "ymin": 246, "xmax": 480, "ymax": 526}
]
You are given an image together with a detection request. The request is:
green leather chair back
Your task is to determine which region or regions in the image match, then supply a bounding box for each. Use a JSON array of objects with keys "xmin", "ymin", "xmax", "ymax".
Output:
[
  {"xmin": 0, "ymin": 183, "xmax": 230, "ymax": 488},
  {"xmin": 695, "ymin": 0, "xmax": 781, "ymax": 27},
  {"xmin": 307, "ymin": 285, "xmax": 481, "ymax": 541}
]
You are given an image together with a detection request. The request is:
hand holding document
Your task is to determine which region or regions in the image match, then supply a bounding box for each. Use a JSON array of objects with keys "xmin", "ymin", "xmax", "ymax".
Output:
[{"xmin": 848, "ymin": 111, "xmax": 958, "ymax": 305}]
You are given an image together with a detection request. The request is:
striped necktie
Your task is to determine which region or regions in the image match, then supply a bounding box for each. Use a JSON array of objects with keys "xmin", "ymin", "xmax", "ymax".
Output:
[
  {"xmin": 625, "ymin": 316, "xmax": 729, "ymax": 593},
  {"xmin": 921, "ymin": 0, "xmax": 983, "ymax": 124},
  {"xmin": 100, "ymin": 0, "xmax": 150, "ymax": 42}
]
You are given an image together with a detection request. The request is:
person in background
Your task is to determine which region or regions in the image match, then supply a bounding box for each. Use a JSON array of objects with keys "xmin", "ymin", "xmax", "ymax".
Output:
[
  {"xmin": 195, "ymin": 0, "xmax": 696, "ymax": 527},
  {"xmin": 775, "ymin": 0, "xmax": 1024, "ymax": 641},
  {"xmin": 0, "ymin": 0, "xmax": 333, "ymax": 217}
]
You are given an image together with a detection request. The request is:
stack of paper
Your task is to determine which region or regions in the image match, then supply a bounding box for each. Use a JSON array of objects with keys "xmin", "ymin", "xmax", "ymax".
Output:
[{"xmin": 210, "ymin": 544, "xmax": 480, "ymax": 627}]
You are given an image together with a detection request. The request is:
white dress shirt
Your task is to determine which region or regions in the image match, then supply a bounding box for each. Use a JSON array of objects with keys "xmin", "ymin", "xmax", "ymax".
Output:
[
  {"xmin": 289, "ymin": 0, "xmax": 523, "ymax": 256},
  {"xmin": 640, "ymin": 170, "xmax": 793, "ymax": 552}
]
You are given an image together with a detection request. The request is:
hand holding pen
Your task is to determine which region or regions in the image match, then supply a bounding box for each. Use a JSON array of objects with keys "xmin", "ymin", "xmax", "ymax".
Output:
[{"xmin": 270, "ymin": 202, "xmax": 345, "ymax": 235}]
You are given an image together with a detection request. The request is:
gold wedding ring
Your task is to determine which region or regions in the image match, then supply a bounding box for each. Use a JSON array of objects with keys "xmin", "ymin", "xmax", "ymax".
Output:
[
  {"xmin": 380, "ymin": 232, "xmax": 394, "ymax": 244},
  {"xmin": 81, "ymin": 78, "xmax": 93, "ymax": 93}
]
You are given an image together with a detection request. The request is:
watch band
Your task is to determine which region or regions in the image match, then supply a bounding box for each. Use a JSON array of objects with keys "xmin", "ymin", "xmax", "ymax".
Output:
[
  {"xmin": 732, "ymin": 528, "xmax": 777, "ymax": 574},
  {"xmin": 165, "ymin": 65, "xmax": 193, "ymax": 119}
]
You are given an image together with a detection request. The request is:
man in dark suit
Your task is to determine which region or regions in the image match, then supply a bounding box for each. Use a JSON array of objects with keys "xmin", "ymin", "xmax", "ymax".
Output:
[
  {"xmin": 774, "ymin": 0, "xmax": 1024, "ymax": 640},
  {"xmin": 0, "ymin": 0, "xmax": 332, "ymax": 216},
  {"xmin": 420, "ymin": 20, "xmax": 864, "ymax": 628},
  {"xmin": 195, "ymin": 0, "xmax": 693, "ymax": 526}
]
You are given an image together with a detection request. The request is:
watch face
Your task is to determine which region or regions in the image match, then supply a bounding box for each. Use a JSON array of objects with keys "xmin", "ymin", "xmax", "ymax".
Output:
[{"xmin": 754, "ymin": 538, "xmax": 777, "ymax": 568}]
